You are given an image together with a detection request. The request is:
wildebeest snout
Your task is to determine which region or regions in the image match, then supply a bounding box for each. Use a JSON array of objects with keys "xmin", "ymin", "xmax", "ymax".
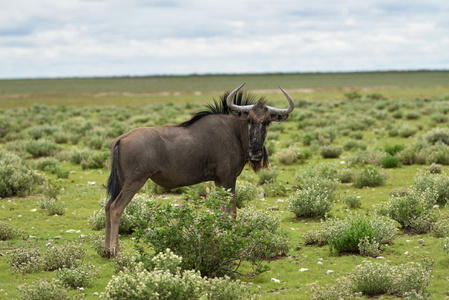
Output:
[{"xmin": 249, "ymin": 148, "xmax": 263, "ymax": 160}]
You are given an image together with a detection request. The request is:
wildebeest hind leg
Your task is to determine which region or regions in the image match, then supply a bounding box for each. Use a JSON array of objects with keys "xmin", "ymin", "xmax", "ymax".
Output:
[{"xmin": 107, "ymin": 178, "xmax": 147, "ymax": 257}]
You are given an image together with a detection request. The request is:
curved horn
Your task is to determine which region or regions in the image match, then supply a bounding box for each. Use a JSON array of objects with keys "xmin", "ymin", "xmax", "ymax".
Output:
[
  {"xmin": 266, "ymin": 85, "xmax": 295, "ymax": 115},
  {"xmin": 226, "ymin": 82, "xmax": 255, "ymax": 113}
]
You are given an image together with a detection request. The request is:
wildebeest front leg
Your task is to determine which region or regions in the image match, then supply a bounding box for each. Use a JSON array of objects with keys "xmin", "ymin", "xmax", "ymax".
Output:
[
  {"xmin": 215, "ymin": 179, "xmax": 237, "ymax": 215},
  {"xmin": 104, "ymin": 179, "xmax": 147, "ymax": 258}
]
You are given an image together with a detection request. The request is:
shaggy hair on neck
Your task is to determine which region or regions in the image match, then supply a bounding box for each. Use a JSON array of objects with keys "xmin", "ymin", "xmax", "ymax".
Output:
[{"xmin": 177, "ymin": 91, "xmax": 265, "ymax": 127}]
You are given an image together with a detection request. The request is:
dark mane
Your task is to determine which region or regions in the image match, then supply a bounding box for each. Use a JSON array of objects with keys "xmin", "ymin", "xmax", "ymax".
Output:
[{"xmin": 177, "ymin": 91, "xmax": 265, "ymax": 127}]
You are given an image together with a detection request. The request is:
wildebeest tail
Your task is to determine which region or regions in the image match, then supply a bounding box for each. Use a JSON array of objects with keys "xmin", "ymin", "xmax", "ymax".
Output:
[{"xmin": 107, "ymin": 139, "xmax": 121, "ymax": 203}]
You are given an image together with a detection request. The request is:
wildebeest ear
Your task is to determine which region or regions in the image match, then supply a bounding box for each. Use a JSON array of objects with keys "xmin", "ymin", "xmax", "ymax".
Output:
[
  {"xmin": 230, "ymin": 110, "xmax": 249, "ymax": 120},
  {"xmin": 271, "ymin": 114, "xmax": 289, "ymax": 122}
]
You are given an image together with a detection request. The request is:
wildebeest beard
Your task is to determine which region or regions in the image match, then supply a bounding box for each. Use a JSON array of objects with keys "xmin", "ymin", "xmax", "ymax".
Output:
[{"xmin": 248, "ymin": 145, "xmax": 269, "ymax": 172}]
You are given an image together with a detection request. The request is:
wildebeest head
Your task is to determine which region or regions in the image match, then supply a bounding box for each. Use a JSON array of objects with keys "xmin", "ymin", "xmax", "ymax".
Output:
[{"xmin": 227, "ymin": 83, "xmax": 295, "ymax": 170}]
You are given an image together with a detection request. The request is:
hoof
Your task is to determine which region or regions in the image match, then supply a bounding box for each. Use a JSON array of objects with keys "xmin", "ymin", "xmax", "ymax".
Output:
[{"xmin": 103, "ymin": 248, "xmax": 116, "ymax": 259}]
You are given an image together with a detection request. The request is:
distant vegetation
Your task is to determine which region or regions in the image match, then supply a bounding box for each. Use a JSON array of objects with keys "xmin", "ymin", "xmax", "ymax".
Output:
[{"xmin": 1, "ymin": 70, "xmax": 448, "ymax": 109}]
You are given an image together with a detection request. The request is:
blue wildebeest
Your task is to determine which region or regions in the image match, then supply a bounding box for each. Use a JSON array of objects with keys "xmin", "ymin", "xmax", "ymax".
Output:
[{"xmin": 104, "ymin": 83, "xmax": 295, "ymax": 257}]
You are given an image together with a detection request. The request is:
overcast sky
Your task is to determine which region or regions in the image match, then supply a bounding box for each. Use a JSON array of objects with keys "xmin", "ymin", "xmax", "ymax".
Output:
[{"xmin": 1, "ymin": 0, "xmax": 448, "ymax": 79}]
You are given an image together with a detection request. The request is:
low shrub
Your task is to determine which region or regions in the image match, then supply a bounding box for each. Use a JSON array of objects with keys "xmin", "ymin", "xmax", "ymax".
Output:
[
  {"xmin": 381, "ymin": 155, "xmax": 400, "ymax": 168},
  {"xmin": 114, "ymin": 250, "xmax": 139, "ymax": 273},
  {"xmin": 349, "ymin": 130, "xmax": 364, "ymax": 140},
  {"xmin": 408, "ymin": 214, "xmax": 439, "ymax": 234},
  {"xmin": 40, "ymin": 199, "xmax": 66, "ymax": 215},
  {"xmin": 5, "ymin": 140, "xmax": 28, "ymax": 155},
  {"xmin": 426, "ymin": 142, "xmax": 449, "ymax": 165},
  {"xmin": 413, "ymin": 172, "xmax": 449, "ymax": 204},
  {"xmin": 390, "ymin": 187, "xmax": 408, "ymax": 197},
  {"xmin": 308, "ymin": 276, "xmax": 357, "ymax": 300},
  {"xmin": 288, "ymin": 183, "xmax": 334, "ymax": 218},
  {"xmin": 262, "ymin": 180, "xmax": 288, "ymax": 197},
  {"xmin": 89, "ymin": 233, "xmax": 108, "ymax": 258},
  {"xmin": 69, "ymin": 134, "xmax": 81, "ymax": 145},
  {"xmin": 17, "ymin": 279, "xmax": 68, "ymax": 300},
  {"xmin": 405, "ymin": 111, "xmax": 420, "ymax": 120},
  {"xmin": 397, "ymin": 146, "xmax": 417, "ymax": 165},
  {"xmin": 357, "ymin": 236, "xmax": 381, "ymax": 257},
  {"xmin": 343, "ymin": 139, "xmax": 367, "ymax": 151},
  {"xmin": 102, "ymin": 249, "xmax": 250, "ymax": 299},
  {"xmin": 295, "ymin": 163, "xmax": 339, "ymax": 194},
  {"xmin": 56, "ymin": 263, "xmax": 98, "ymax": 288},
  {"xmin": 384, "ymin": 144, "xmax": 405, "ymax": 156},
  {"xmin": 353, "ymin": 261, "xmax": 391, "ymax": 295},
  {"xmin": 52, "ymin": 131, "xmax": 69, "ymax": 144},
  {"xmin": 303, "ymin": 229, "xmax": 329, "ymax": 246},
  {"xmin": 257, "ymin": 169, "xmax": 278, "ymax": 184},
  {"xmin": 80, "ymin": 151, "xmax": 109, "ymax": 169},
  {"xmin": 0, "ymin": 221, "xmax": 21, "ymax": 240},
  {"xmin": 344, "ymin": 91, "xmax": 362, "ymax": 100},
  {"xmin": 388, "ymin": 127, "xmax": 399, "ymax": 137},
  {"xmin": 276, "ymin": 149, "xmax": 297, "ymax": 165},
  {"xmin": 376, "ymin": 187, "xmax": 438, "ymax": 232},
  {"xmin": 297, "ymin": 149, "xmax": 312, "ymax": 163},
  {"xmin": 35, "ymin": 157, "xmax": 59, "ymax": 171},
  {"xmin": 302, "ymin": 128, "xmax": 335, "ymax": 146},
  {"xmin": 352, "ymin": 167, "xmax": 387, "ymax": 188},
  {"xmin": 267, "ymin": 131, "xmax": 280, "ymax": 141},
  {"xmin": 85, "ymin": 134, "xmax": 109, "ymax": 150},
  {"xmin": 89, "ymin": 194, "xmax": 150, "ymax": 234},
  {"xmin": 27, "ymin": 125, "xmax": 60, "ymax": 140},
  {"xmin": 424, "ymin": 127, "xmax": 449, "ymax": 145},
  {"xmin": 325, "ymin": 214, "xmax": 397, "ymax": 255},
  {"xmin": 351, "ymin": 259, "xmax": 433, "ymax": 297},
  {"xmin": 69, "ymin": 148, "xmax": 94, "ymax": 164},
  {"xmin": 8, "ymin": 248, "xmax": 45, "ymax": 274},
  {"xmin": 62, "ymin": 117, "xmax": 94, "ymax": 135},
  {"xmin": 43, "ymin": 242, "xmax": 86, "ymax": 271},
  {"xmin": 338, "ymin": 168, "xmax": 355, "ymax": 183},
  {"xmin": 392, "ymin": 110, "xmax": 403, "ymax": 119},
  {"xmin": 132, "ymin": 188, "xmax": 284, "ymax": 277},
  {"xmin": 319, "ymin": 145, "xmax": 343, "ymax": 159},
  {"xmin": 342, "ymin": 195, "xmax": 362, "ymax": 209},
  {"xmin": 311, "ymin": 259, "xmax": 433, "ymax": 299},
  {"xmin": 0, "ymin": 119, "xmax": 13, "ymax": 140},
  {"xmin": 204, "ymin": 276, "xmax": 250, "ymax": 300},
  {"xmin": 234, "ymin": 181, "xmax": 261, "ymax": 208},
  {"xmin": 0, "ymin": 151, "xmax": 43, "ymax": 197},
  {"xmin": 237, "ymin": 206, "xmax": 290, "ymax": 259},
  {"xmin": 25, "ymin": 139, "xmax": 60, "ymax": 157},
  {"xmin": 431, "ymin": 113, "xmax": 448, "ymax": 123},
  {"xmin": 35, "ymin": 158, "xmax": 69, "ymax": 179},
  {"xmin": 398, "ymin": 124, "xmax": 417, "ymax": 137},
  {"xmin": 347, "ymin": 150, "xmax": 387, "ymax": 166},
  {"xmin": 432, "ymin": 218, "xmax": 449, "ymax": 238},
  {"xmin": 424, "ymin": 162, "xmax": 442, "ymax": 174}
]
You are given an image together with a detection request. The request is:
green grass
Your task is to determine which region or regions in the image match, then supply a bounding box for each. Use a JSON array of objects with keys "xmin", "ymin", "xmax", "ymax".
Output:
[{"xmin": 1, "ymin": 72, "xmax": 449, "ymax": 299}]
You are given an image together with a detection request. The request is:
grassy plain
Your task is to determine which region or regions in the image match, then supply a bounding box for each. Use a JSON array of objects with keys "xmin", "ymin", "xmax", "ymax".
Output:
[
  {"xmin": 1, "ymin": 70, "xmax": 448, "ymax": 109},
  {"xmin": 0, "ymin": 71, "xmax": 449, "ymax": 299}
]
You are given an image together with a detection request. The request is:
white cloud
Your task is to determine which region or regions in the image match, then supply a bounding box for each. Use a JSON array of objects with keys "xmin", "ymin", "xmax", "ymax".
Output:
[{"xmin": 0, "ymin": 0, "xmax": 448, "ymax": 78}]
